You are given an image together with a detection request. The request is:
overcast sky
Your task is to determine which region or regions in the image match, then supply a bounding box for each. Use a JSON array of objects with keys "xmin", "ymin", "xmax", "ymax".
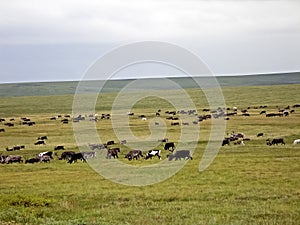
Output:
[{"xmin": 0, "ymin": 0, "xmax": 299, "ymax": 83}]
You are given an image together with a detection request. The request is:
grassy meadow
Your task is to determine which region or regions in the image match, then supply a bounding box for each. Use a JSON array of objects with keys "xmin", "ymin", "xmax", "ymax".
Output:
[{"xmin": 0, "ymin": 78, "xmax": 300, "ymax": 225}]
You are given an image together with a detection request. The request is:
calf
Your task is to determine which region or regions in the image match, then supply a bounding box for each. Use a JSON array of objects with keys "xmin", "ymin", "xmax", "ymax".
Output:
[
  {"xmin": 145, "ymin": 150, "xmax": 161, "ymax": 160},
  {"xmin": 54, "ymin": 145, "xmax": 65, "ymax": 150},
  {"xmin": 25, "ymin": 157, "xmax": 40, "ymax": 164},
  {"xmin": 106, "ymin": 148, "xmax": 120, "ymax": 159},
  {"xmin": 222, "ymin": 139, "xmax": 230, "ymax": 146},
  {"xmin": 13, "ymin": 146, "xmax": 21, "ymax": 151},
  {"xmin": 125, "ymin": 150, "xmax": 143, "ymax": 161},
  {"xmin": 61, "ymin": 119, "xmax": 69, "ymax": 123},
  {"xmin": 68, "ymin": 153, "xmax": 86, "ymax": 164},
  {"xmin": 35, "ymin": 140, "xmax": 46, "ymax": 145},
  {"xmin": 68, "ymin": 152, "xmax": 86, "ymax": 164},
  {"xmin": 257, "ymin": 133, "xmax": 264, "ymax": 137},
  {"xmin": 168, "ymin": 150, "xmax": 192, "ymax": 161},
  {"xmin": 164, "ymin": 142, "xmax": 175, "ymax": 151}
]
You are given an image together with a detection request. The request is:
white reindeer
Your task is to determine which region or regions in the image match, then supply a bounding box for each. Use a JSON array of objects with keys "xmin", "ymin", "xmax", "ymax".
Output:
[{"xmin": 293, "ymin": 139, "xmax": 300, "ymax": 145}]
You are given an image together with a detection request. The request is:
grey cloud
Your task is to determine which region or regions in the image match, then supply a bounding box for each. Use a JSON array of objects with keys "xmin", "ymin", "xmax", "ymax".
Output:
[{"xmin": 0, "ymin": 0, "xmax": 299, "ymax": 44}]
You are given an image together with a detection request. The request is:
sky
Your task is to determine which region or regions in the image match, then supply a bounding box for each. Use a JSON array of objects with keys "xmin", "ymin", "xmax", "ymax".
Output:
[{"xmin": 0, "ymin": 0, "xmax": 299, "ymax": 83}]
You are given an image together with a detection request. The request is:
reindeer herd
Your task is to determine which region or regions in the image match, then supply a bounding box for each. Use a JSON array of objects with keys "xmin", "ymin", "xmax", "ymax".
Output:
[{"xmin": 0, "ymin": 103, "xmax": 299, "ymax": 165}]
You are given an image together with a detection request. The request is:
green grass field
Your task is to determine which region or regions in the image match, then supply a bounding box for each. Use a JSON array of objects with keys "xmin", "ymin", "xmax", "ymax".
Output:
[{"xmin": 0, "ymin": 78, "xmax": 299, "ymax": 225}]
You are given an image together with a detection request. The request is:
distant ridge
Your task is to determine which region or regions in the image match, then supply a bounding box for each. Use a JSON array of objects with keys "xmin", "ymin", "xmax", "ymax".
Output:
[
  {"xmin": 0, "ymin": 72, "xmax": 299, "ymax": 97},
  {"xmin": 216, "ymin": 72, "xmax": 300, "ymax": 87}
]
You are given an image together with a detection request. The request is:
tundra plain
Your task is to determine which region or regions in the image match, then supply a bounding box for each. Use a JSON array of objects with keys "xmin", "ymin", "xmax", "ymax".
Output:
[{"xmin": 0, "ymin": 78, "xmax": 300, "ymax": 225}]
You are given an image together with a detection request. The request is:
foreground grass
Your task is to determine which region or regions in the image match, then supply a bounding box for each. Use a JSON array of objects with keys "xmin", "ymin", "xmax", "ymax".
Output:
[
  {"xmin": 0, "ymin": 83, "xmax": 299, "ymax": 224},
  {"xmin": 0, "ymin": 146, "xmax": 299, "ymax": 225}
]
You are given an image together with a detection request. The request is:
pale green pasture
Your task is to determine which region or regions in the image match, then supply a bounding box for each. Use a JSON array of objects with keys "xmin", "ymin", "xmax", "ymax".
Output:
[{"xmin": 0, "ymin": 84, "xmax": 299, "ymax": 224}]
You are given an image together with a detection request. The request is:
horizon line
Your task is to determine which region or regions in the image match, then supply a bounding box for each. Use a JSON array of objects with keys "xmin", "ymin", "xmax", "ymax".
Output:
[{"xmin": 0, "ymin": 70, "xmax": 299, "ymax": 85}]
